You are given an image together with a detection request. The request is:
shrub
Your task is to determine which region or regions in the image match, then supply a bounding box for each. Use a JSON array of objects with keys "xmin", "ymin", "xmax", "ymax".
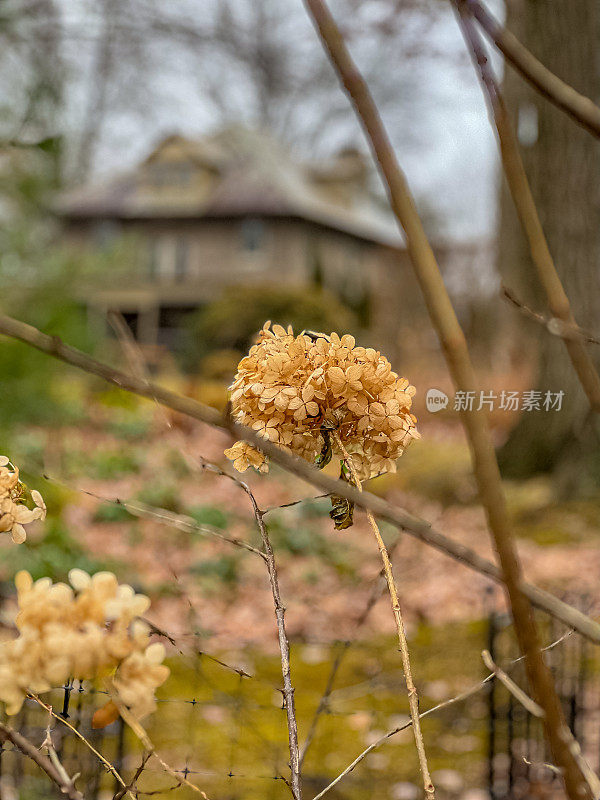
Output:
[{"xmin": 182, "ymin": 284, "xmax": 358, "ymax": 368}]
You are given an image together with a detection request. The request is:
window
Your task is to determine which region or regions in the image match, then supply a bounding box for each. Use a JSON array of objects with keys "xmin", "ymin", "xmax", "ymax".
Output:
[
  {"xmin": 175, "ymin": 238, "xmax": 188, "ymax": 281},
  {"xmin": 240, "ymin": 218, "xmax": 265, "ymax": 253},
  {"xmin": 148, "ymin": 239, "xmax": 159, "ymax": 280},
  {"xmin": 93, "ymin": 220, "xmax": 120, "ymax": 249}
]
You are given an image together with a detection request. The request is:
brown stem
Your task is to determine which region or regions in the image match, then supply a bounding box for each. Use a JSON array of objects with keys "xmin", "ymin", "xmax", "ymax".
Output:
[
  {"xmin": 333, "ymin": 433, "xmax": 434, "ymax": 800},
  {"xmin": 467, "ymin": 0, "xmax": 600, "ymax": 138},
  {"xmin": 29, "ymin": 693, "xmax": 132, "ymax": 798},
  {"xmin": 502, "ymin": 285, "xmax": 600, "ymax": 346},
  {"xmin": 0, "ymin": 723, "xmax": 83, "ymax": 800},
  {"xmin": 0, "ymin": 312, "xmax": 599, "ymax": 644},
  {"xmin": 245, "ymin": 490, "xmax": 302, "ymax": 799},
  {"xmin": 302, "ymin": 1, "xmax": 592, "ymax": 797}
]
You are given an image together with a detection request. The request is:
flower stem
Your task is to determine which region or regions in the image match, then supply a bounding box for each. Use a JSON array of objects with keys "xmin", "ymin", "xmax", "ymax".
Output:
[{"xmin": 332, "ymin": 432, "xmax": 435, "ymax": 800}]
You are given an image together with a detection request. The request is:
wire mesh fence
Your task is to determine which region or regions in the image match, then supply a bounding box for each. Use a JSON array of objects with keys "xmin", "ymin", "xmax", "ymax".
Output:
[
  {"xmin": 2, "ymin": 602, "xmax": 598, "ymax": 800},
  {"xmin": 488, "ymin": 599, "xmax": 600, "ymax": 800}
]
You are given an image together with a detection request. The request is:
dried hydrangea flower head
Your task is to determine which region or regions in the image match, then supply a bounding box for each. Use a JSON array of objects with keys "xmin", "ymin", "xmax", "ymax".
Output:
[
  {"xmin": 225, "ymin": 324, "xmax": 420, "ymax": 525},
  {"xmin": 0, "ymin": 569, "xmax": 169, "ymax": 720},
  {"xmin": 0, "ymin": 456, "xmax": 46, "ymax": 543}
]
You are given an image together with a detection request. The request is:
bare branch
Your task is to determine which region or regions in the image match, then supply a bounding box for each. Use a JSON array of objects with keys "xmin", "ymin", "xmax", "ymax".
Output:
[
  {"xmin": 502, "ymin": 285, "xmax": 600, "ymax": 346},
  {"xmin": 481, "ymin": 648, "xmax": 543, "ymax": 717},
  {"xmin": 311, "ymin": 628, "xmax": 577, "ymax": 800},
  {"xmin": 0, "ymin": 722, "xmax": 83, "ymax": 800},
  {"xmin": 29, "ymin": 694, "xmax": 133, "ymax": 799},
  {"xmin": 43, "ymin": 474, "xmax": 267, "ymax": 560},
  {"xmin": 240, "ymin": 483, "xmax": 302, "ymax": 799},
  {"xmin": 1, "ymin": 311, "xmax": 599, "ymax": 644},
  {"xmin": 466, "ymin": 0, "xmax": 600, "ymax": 138},
  {"xmin": 300, "ymin": 536, "xmax": 401, "ymax": 766},
  {"xmin": 113, "ymin": 752, "xmax": 152, "ymax": 800}
]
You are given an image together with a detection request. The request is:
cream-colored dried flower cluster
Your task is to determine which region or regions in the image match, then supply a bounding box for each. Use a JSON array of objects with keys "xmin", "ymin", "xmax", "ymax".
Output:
[
  {"xmin": 225, "ymin": 323, "xmax": 420, "ymax": 480},
  {"xmin": 0, "ymin": 456, "xmax": 46, "ymax": 544},
  {"xmin": 0, "ymin": 570, "xmax": 169, "ymax": 719}
]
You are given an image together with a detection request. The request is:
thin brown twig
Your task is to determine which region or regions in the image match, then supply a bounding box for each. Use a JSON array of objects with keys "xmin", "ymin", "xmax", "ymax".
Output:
[
  {"xmin": 333, "ymin": 432, "xmax": 434, "ymax": 799},
  {"xmin": 29, "ymin": 693, "xmax": 135, "ymax": 799},
  {"xmin": 466, "ymin": 0, "xmax": 600, "ymax": 138},
  {"xmin": 110, "ymin": 692, "xmax": 209, "ymax": 798},
  {"xmin": 113, "ymin": 752, "xmax": 152, "ymax": 800},
  {"xmin": 302, "ymin": 2, "xmax": 592, "ymax": 797},
  {"xmin": 241, "ymin": 483, "xmax": 302, "ymax": 799},
  {"xmin": 182, "ymin": 449, "xmax": 302, "ymax": 795},
  {"xmin": 41, "ymin": 471, "xmax": 267, "ymax": 560},
  {"xmin": 502, "ymin": 285, "xmax": 600, "ymax": 345},
  {"xmin": 1, "ymin": 313, "xmax": 598, "ymax": 644},
  {"xmin": 0, "ymin": 722, "xmax": 83, "ymax": 800},
  {"xmin": 454, "ymin": 0, "xmax": 600, "ymax": 414},
  {"xmin": 481, "ymin": 649, "xmax": 543, "ymax": 717},
  {"xmin": 109, "ymin": 306, "xmax": 301, "ymax": 795}
]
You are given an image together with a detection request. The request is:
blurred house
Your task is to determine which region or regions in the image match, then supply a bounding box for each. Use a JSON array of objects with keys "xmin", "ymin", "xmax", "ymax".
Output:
[{"xmin": 55, "ymin": 126, "xmax": 417, "ymax": 356}]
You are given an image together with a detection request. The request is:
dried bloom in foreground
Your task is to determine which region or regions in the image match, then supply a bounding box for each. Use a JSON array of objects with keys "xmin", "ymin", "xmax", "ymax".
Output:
[
  {"xmin": 225, "ymin": 324, "xmax": 420, "ymax": 525},
  {"xmin": 0, "ymin": 456, "xmax": 46, "ymax": 543},
  {"xmin": 0, "ymin": 570, "xmax": 169, "ymax": 720}
]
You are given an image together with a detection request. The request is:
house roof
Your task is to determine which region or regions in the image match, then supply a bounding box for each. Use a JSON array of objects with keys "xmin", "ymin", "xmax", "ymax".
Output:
[{"xmin": 55, "ymin": 126, "xmax": 404, "ymax": 248}]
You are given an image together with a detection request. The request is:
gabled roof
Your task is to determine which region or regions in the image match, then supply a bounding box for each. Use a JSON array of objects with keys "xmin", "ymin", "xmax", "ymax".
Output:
[{"xmin": 55, "ymin": 126, "xmax": 404, "ymax": 248}]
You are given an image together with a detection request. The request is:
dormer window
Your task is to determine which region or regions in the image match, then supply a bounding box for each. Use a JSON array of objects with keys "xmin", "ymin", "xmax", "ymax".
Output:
[
  {"xmin": 240, "ymin": 218, "xmax": 265, "ymax": 252},
  {"xmin": 147, "ymin": 162, "xmax": 192, "ymax": 188}
]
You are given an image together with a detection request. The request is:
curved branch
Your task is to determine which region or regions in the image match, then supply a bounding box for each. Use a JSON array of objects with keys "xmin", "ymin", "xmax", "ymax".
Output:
[
  {"xmin": 0, "ymin": 723, "xmax": 83, "ymax": 800},
  {"xmin": 467, "ymin": 0, "xmax": 600, "ymax": 138}
]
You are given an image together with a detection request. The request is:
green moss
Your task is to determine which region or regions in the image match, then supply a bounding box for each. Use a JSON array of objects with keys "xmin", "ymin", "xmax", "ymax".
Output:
[
  {"xmin": 88, "ymin": 449, "xmax": 141, "ymax": 479},
  {"xmin": 137, "ymin": 621, "xmax": 489, "ymax": 799},
  {"xmin": 190, "ymin": 554, "xmax": 240, "ymax": 588}
]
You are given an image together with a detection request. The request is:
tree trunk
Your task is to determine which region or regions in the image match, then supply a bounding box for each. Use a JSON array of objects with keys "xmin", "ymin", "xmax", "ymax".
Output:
[{"xmin": 497, "ymin": 0, "xmax": 600, "ymax": 492}]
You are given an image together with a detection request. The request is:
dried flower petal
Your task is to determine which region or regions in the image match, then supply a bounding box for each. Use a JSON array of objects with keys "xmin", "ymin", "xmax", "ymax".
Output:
[{"xmin": 0, "ymin": 570, "xmax": 169, "ymax": 720}]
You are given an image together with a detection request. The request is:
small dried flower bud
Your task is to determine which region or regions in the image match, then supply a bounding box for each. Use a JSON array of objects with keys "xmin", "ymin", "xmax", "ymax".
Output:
[
  {"xmin": 0, "ymin": 570, "xmax": 169, "ymax": 721},
  {"xmin": 0, "ymin": 458, "xmax": 46, "ymax": 543}
]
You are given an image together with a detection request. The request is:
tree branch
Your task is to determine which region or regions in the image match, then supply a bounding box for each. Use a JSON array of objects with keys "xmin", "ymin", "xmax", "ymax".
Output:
[
  {"xmin": 502, "ymin": 285, "xmax": 600, "ymax": 346},
  {"xmin": 1, "ymin": 311, "xmax": 599, "ymax": 645},
  {"xmin": 466, "ymin": 0, "xmax": 600, "ymax": 139},
  {"xmin": 300, "ymin": 535, "xmax": 401, "ymax": 767},
  {"xmin": 0, "ymin": 723, "xmax": 83, "ymax": 800},
  {"xmin": 302, "ymin": 2, "xmax": 593, "ymax": 797},
  {"xmin": 311, "ymin": 628, "xmax": 576, "ymax": 799}
]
